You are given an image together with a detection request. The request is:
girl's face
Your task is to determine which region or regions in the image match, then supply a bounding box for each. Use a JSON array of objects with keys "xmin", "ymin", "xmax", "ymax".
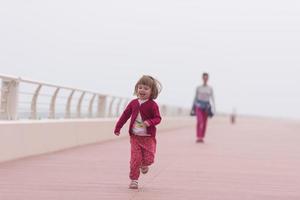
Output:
[{"xmin": 137, "ymin": 84, "xmax": 151, "ymax": 100}]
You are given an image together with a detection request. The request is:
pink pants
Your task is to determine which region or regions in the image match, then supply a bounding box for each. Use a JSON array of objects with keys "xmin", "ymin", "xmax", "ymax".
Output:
[
  {"xmin": 196, "ymin": 107, "xmax": 208, "ymax": 139},
  {"xmin": 130, "ymin": 135, "xmax": 156, "ymax": 180}
]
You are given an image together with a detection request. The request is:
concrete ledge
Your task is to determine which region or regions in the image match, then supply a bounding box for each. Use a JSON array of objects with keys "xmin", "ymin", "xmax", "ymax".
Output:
[{"xmin": 0, "ymin": 117, "xmax": 195, "ymax": 163}]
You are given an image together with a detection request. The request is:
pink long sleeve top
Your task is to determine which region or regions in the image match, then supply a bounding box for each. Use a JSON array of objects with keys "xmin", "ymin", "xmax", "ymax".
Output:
[{"xmin": 114, "ymin": 98, "xmax": 162, "ymax": 137}]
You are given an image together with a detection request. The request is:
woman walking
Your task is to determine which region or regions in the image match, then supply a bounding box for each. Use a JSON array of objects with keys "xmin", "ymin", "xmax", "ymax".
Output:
[{"xmin": 191, "ymin": 72, "xmax": 216, "ymax": 143}]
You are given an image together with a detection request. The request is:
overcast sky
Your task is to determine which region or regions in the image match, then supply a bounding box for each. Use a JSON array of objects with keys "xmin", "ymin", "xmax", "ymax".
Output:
[{"xmin": 1, "ymin": 0, "xmax": 300, "ymax": 119}]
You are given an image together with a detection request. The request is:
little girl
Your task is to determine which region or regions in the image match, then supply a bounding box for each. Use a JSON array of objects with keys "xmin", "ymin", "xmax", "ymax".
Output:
[{"xmin": 114, "ymin": 75, "xmax": 162, "ymax": 189}]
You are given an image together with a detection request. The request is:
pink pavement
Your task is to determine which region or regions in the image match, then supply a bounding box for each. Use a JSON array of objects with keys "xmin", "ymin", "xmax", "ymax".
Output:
[{"xmin": 0, "ymin": 116, "xmax": 300, "ymax": 200}]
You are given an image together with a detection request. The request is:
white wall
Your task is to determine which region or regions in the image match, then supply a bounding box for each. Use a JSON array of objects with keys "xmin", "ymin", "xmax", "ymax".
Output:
[{"xmin": 0, "ymin": 117, "xmax": 195, "ymax": 163}]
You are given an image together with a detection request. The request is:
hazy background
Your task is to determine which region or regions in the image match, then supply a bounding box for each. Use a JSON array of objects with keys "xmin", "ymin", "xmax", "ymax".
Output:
[{"xmin": 1, "ymin": 0, "xmax": 300, "ymax": 119}]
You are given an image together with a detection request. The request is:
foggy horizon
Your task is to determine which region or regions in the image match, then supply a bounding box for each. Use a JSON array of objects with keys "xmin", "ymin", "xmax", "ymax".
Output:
[{"xmin": 1, "ymin": 0, "xmax": 300, "ymax": 120}]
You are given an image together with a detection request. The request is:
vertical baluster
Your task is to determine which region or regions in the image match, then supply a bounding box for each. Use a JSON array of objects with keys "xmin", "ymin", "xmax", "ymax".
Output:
[
  {"xmin": 115, "ymin": 98, "xmax": 123, "ymax": 117},
  {"xmin": 108, "ymin": 97, "xmax": 116, "ymax": 117},
  {"xmin": 97, "ymin": 95, "xmax": 107, "ymax": 118},
  {"xmin": 49, "ymin": 87, "xmax": 60, "ymax": 119},
  {"xmin": 77, "ymin": 92, "xmax": 86, "ymax": 118},
  {"xmin": 88, "ymin": 94, "xmax": 96, "ymax": 118},
  {"xmin": 0, "ymin": 79, "xmax": 19, "ymax": 120},
  {"xmin": 31, "ymin": 84, "xmax": 42, "ymax": 119},
  {"xmin": 65, "ymin": 90, "xmax": 75, "ymax": 119}
]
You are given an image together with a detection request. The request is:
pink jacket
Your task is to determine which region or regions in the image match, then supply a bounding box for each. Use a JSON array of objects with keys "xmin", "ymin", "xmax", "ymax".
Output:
[{"xmin": 114, "ymin": 99, "xmax": 162, "ymax": 137}]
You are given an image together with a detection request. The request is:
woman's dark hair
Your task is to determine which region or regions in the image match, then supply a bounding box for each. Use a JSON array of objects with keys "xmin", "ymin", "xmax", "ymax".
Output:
[{"xmin": 202, "ymin": 72, "xmax": 209, "ymax": 77}]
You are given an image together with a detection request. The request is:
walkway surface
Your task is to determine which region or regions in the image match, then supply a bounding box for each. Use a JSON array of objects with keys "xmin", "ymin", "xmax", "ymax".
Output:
[{"xmin": 0, "ymin": 117, "xmax": 300, "ymax": 200}]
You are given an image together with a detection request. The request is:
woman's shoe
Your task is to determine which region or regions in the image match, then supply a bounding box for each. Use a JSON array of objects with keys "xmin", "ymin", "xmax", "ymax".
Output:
[{"xmin": 196, "ymin": 138, "xmax": 204, "ymax": 143}]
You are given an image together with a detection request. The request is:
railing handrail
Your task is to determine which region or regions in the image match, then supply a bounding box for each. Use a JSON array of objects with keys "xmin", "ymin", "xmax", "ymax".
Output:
[{"xmin": 0, "ymin": 73, "xmax": 120, "ymax": 99}]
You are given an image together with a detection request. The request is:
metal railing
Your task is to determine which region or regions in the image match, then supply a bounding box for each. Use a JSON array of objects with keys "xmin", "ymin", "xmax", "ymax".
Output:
[{"xmin": 0, "ymin": 74, "xmax": 189, "ymax": 120}]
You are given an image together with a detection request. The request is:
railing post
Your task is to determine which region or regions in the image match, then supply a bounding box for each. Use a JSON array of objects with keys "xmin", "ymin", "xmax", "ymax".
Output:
[
  {"xmin": 120, "ymin": 99, "xmax": 129, "ymax": 116},
  {"xmin": 115, "ymin": 98, "xmax": 123, "ymax": 117},
  {"xmin": 30, "ymin": 84, "xmax": 42, "ymax": 119},
  {"xmin": 65, "ymin": 90, "xmax": 75, "ymax": 119},
  {"xmin": 108, "ymin": 97, "xmax": 116, "ymax": 117},
  {"xmin": 0, "ymin": 79, "xmax": 19, "ymax": 120},
  {"xmin": 77, "ymin": 92, "xmax": 85, "ymax": 118},
  {"xmin": 97, "ymin": 95, "xmax": 107, "ymax": 118},
  {"xmin": 49, "ymin": 88, "xmax": 60, "ymax": 119},
  {"xmin": 177, "ymin": 108, "xmax": 183, "ymax": 116},
  {"xmin": 160, "ymin": 105, "xmax": 167, "ymax": 117},
  {"xmin": 88, "ymin": 94, "xmax": 96, "ymax": 118}
]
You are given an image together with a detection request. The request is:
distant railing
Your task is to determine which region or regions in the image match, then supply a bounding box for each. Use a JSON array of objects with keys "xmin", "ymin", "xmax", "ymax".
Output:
[{"xmin": 0, "ymin": 74, "xmax": 189, "ymax": 120}]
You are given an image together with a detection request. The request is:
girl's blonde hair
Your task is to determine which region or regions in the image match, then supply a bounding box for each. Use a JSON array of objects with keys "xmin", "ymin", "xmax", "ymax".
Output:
[{"xmin": 134, "ymin": 75, "xmax": 162, "ymax": 99}]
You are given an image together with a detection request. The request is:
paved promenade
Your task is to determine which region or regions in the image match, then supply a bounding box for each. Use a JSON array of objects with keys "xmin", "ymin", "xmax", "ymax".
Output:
[{"xmin": 0, "ymin": 117, "xmax": 299, "ymax": 200}]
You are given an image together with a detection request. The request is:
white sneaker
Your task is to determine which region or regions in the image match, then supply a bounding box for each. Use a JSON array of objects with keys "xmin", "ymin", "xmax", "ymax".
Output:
[{"xmin": 129, "ymin": 180, "xmax": 138, "ymax": 189}]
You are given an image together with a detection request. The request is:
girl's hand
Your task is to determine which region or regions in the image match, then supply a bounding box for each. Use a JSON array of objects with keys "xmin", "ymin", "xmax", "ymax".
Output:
[
  {"xmin": 114, "ymin": 132, "xmax": 120, "ymax": 136},
  {"xmin": 144, "ymin": 121, "xmax": 150, "ymax": 127}
]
